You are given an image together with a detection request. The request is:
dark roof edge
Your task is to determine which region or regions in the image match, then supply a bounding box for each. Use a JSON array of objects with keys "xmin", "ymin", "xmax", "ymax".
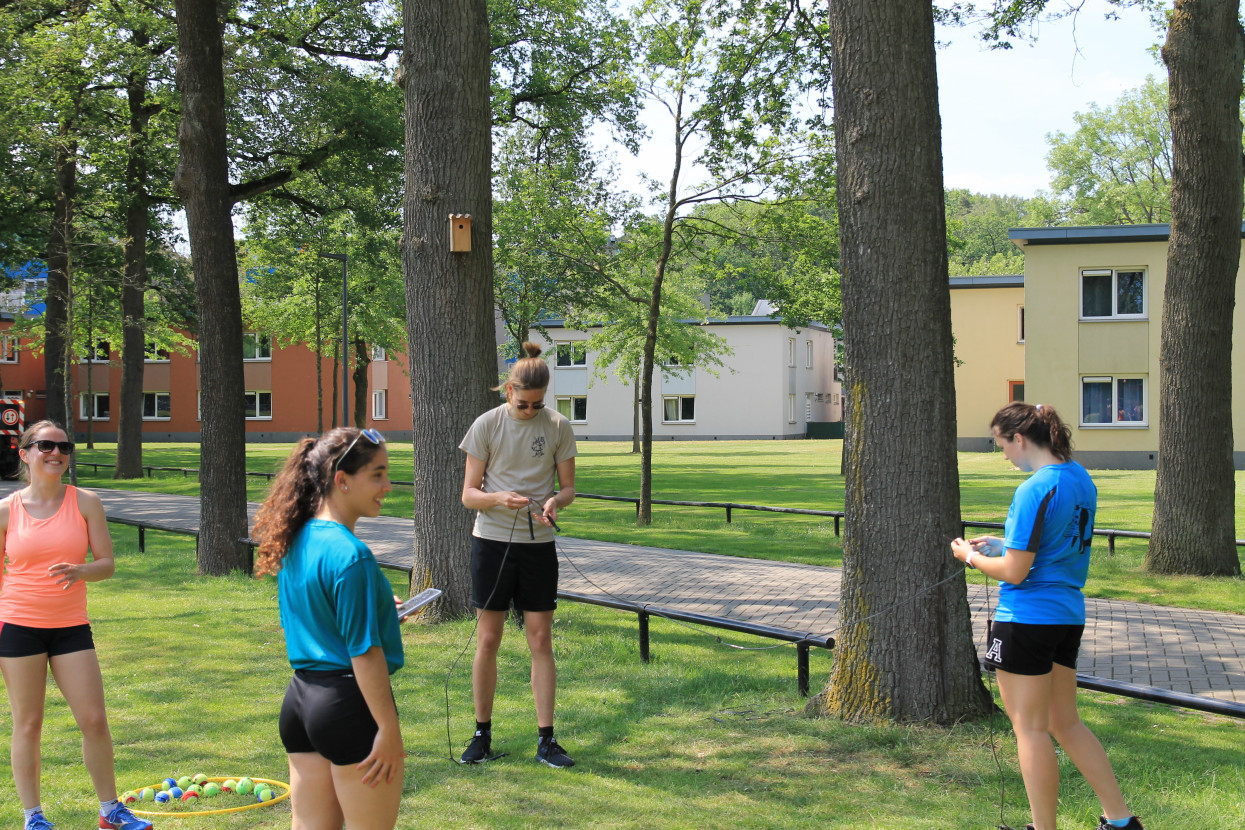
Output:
[
  {"xmin": 949, "ymin": 275, "xmax": 1023, "ymax": 289},
  {"xmin": 1008, "ymin": 223, "xmax": 1245, "ymax": 247},
  {"xmin": 536, "ymin": 316, "xmax": 832, "ymax": 332}
]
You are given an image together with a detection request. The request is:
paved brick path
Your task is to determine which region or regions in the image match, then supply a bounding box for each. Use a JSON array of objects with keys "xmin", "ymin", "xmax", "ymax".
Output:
[{"xmin": 14, "ymin": 484, "xmax": 1241, "ymax": 706}]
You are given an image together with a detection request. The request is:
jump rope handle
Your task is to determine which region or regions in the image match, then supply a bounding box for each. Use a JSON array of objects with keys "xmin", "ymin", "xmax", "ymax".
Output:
[{"xmin": 528, "ymin": 498, "xmax": 561, "ymax": 533}]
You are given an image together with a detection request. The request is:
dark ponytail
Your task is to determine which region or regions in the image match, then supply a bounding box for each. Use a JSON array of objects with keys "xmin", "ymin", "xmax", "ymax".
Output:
[
  {"xmin": 991, "ymin": 402, "xmax": 1073, "ymax": 462},
  {"xmin": 493, "ymin": 341, "xmax": 550, "ymax": 391},
  {"xmin": 252, "ymin": 428, "xmax": 385, "ymax": 575}
]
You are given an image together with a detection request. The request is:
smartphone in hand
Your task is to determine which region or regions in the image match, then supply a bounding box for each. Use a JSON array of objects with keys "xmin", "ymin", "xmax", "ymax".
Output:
[{"xmin": 397, "ymin": 587, "xmax": 443, "ymax": 620}]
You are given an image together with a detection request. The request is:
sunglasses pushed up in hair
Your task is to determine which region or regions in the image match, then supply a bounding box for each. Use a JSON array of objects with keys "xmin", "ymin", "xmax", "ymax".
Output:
[
  {"xmin": 333, "ymin": 428, "xmax": 384, "ymax": 473},
  {"xmin": 24, "ymin": 439, "xmax": 75, "ymax": 455}
]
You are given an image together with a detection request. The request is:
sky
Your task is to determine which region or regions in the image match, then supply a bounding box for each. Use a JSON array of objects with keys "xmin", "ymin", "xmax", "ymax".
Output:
[{"xmin": 611, "ymin": 1, "xmax": 1167, "ymax": 201}]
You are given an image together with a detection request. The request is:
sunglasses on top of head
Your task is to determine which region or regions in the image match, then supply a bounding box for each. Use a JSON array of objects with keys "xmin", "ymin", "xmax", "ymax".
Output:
[
  {"xmin": 24, "ymin": 439, "xmax": 76, "ymax": 455},
  {"xmin": 333, "ymin": 428, "xmax": 385, "ymax": 473}
]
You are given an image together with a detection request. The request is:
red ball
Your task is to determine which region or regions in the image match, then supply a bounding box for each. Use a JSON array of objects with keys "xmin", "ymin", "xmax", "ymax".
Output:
[{"xmin": 181, "ymin": 791, "xmax": 200, "ymax": 802}]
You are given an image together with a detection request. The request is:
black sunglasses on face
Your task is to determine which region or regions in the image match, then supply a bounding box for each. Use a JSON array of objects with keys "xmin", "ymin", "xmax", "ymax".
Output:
[
  {"xmin": 514, "ymin": 401, "xmax": 545, "ymax": 411},
  {"xmin": 24, "ymin": 440, "xmax": 75, "ymax": 454},
  {"xmin": 333, "ymin": 428, "xmax": 384, "ymax": 473}
]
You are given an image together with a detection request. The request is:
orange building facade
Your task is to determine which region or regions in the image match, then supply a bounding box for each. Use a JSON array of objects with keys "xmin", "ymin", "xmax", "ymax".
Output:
[{"xmin": 0, "ymin": 319, "xmax": 412, "ymax": 442}]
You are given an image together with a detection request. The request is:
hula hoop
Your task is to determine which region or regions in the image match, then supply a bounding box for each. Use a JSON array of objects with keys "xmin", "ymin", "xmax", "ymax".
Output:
[{"xmin": 126, "ymin": 777, "xmax": 290, "ymax": 818}]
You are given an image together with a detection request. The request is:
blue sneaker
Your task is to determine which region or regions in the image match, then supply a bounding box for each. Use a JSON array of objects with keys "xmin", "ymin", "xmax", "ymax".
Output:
[
  {"xmin": 25, "ymin": 813, "xmax": 55, "ymax": 830},
  {"xmin": 99, "ymin": 803, "xmax": 152, "ymax": 830}
]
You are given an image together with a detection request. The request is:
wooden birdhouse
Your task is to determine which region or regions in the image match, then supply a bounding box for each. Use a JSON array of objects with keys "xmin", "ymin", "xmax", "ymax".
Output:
[{"xmin": 449, "ymin": 214, "xmax": 472, "ymax": 252}]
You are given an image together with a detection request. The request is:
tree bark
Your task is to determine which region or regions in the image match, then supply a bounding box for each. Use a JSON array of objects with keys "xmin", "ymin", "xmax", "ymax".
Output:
[
  {"xmin": 174, "ymin": 0, "xmax": 249, "ymax": 575},
  {"xmin": 401, "ymin": 0, "xmax": 499, "ymax": 617},
  {"xmin": 116, "ymin": 41, "xmax": 152, "ymax": 479},
  {"xmin": 1147, "ymin": 0, "xmax": 1244, "ymax": 577},
  {"xmin": 808, "ymin": 0, "xmax": 991, "ymax": 723},
  {"xmin": 44, "ymin": 128, "xmax": 76, "ymax": 430}
]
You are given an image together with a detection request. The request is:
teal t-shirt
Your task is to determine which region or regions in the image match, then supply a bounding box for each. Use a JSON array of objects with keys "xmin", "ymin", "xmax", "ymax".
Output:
[
  {"xmin": 278, "ymin": 519, "xmax": 404, "ymax": 674},
  {"xmin": 996, "ymin": 461, "xmax": 1097, "ymax": 625}
]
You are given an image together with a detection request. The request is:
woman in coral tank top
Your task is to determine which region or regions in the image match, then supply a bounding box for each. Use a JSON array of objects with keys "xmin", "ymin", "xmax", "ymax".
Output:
[{"xmin": 0, "ymin": 421, "xmax": 152, "ymax": 830}]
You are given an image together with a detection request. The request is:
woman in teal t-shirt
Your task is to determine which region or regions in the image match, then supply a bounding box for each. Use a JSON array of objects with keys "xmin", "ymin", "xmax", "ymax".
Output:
[
  {"xmin": 950, "ymin": 403, "xmax": 1142, "ymax": 830},
  {"xmin": 254, "ymin": 428, "xmax": 404, "ymax": 830}
]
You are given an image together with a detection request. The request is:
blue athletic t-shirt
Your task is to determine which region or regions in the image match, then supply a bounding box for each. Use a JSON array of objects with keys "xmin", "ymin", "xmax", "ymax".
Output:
[
  {"xmin": 278, "ymin": 519, "xmax": 404, "ymax": 673},
  {"xmin": 995, "ymin": 461, "xmax": 1097, "ymax": 625}
]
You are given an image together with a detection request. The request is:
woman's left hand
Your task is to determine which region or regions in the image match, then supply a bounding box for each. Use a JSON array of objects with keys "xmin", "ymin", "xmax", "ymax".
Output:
[
  {"xmin": 48, "ymin": 562, "xmax": 83, "ymax": 589},
  {"xmin": 949, "ymin": 538, "xmax": 974, "ymax": 564},
  {"xmin": 537, "ymin": 496, "xmax": 558, "ymax": 526},
  {"xmin": 356, "ymin": 724, "xmax": 404, "ymax": 786}
]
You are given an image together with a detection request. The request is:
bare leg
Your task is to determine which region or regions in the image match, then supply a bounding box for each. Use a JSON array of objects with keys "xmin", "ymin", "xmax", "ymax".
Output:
[
  {"xmin": 0, "ymin": 655, "xmax": 49, "ymax": 809},
  {"xmin": 50, "ymin": 648, "xmax": 116, "ymax": 801},
  {"xmin": 1047, "ymin": 663, "xmax": 1131, "ymax": 821},
  {"xmin": 997, "ymin": 669, "xmax": 1060, "ymax": 830},
  {"xmin": 524, "ymin": 611, "xmax": 556, "ymax": 728},
  {"xmin": 331, "ymin": 756, "xmax": 403, "ymax": 830},
  {"xmin": 471, "ymin": 610, "xmax": 506, "ymax": 722},
  {"xmin": 288, "ymin": 752, "xmax": 345, "ymax": 830}
]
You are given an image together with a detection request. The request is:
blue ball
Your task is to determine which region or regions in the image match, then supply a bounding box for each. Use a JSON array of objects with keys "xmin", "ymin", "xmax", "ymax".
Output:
[
  {"xmin": 155, "ymin": 792, "xmax": 171, "ymax": 804},
  {"xmin": 169, "ymin": 786, "xmax": 184, "ymax": 799},
  {"xmin": 163, "ymin": 778, "xmax": 177, "ymax": 791}
]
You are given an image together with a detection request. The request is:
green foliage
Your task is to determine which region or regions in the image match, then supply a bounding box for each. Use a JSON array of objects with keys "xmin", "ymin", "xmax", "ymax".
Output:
[{"xmin": 944, "ymin": 189, "xmax": 1059, "ymax": 275}]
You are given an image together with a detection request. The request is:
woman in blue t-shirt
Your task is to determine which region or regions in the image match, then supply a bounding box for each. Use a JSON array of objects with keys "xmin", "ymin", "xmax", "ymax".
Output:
[
  {"xmin": 951, "ymin": 403, "xmax": 1142, "ymax": 830},
  {"xmin": 253, "ymin": 428, "xmax": 405, "ymax": 830}
]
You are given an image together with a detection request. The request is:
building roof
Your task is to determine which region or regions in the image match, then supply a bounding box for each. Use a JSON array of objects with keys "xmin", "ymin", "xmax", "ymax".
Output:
[
  {"xmin": 948, "ymin": 275, "xmax": 1023, "ymax": 289},
  {"xmin": 537, "ymin": 315, "xmax": 833, "ymax": 332},
  {"xmin": 1009, "ymin": 222, "xmax": 1245, "ymax": 248}
]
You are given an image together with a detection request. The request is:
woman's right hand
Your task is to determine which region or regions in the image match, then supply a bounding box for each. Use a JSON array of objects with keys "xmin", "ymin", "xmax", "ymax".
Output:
[
  {"xmin": 357, "ymin": 724, "xmax": 404, "ymax": 787},
  {"xmin": 969, "ymin": 536, "xmax": 1004, "ymax": 556},
  {"xmin": 494, "ymin": 490, "xmax": 530, "ymax": 510}
]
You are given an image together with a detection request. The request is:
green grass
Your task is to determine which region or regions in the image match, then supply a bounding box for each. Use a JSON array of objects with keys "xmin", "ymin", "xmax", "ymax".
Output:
[
  {"xmin": 71, "ymin": 439, "xmax": 1245, "ymax": 615},
  {"xmin": 4, "ymin": 533, "xmax": 1242, "ymax": 829}
]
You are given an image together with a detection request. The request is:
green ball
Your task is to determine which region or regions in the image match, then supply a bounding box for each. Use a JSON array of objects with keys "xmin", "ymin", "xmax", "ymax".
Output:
[
  {"xmin": 236, "ymin": 777, "xmax": 254, "ymax": 795},
  {"xmin": 187, "ymin": 784, "xmax": 202, "ymax": 795},
  {"xmin": 140, "ymin": 788, "xmax": 155, "ymax": 802},
  {"xmin": 203, "ymin": 783, "xmax": 221, "ymax": 797},
  {"xmin": 222, "ymin": 779, "xmax": 237, "ymax": 793},
  {"xmin": 121, "ymin": 791, "xmax": 139, "ymax": 805},
  {"xmin": 192, "ymin": 773, "xmax": 208, "ymax": 785},
  {"xmin": 177, "ymin": 776, "xmax": 193, "ymax": 789},
  {"xmin": 256, "ymin": 787, "xmax": 274, "ymax": 802}
]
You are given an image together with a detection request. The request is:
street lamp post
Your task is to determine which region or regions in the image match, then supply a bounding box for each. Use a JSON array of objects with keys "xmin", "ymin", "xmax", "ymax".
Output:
[{"xmin": 318, "ymin": 252, "xmax": 349, "ymax": 428}]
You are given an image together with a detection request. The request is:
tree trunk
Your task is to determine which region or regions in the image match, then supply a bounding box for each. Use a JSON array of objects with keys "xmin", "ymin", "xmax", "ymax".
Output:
[
  {"xmin": 315, "ymin": 280, "xmax": 323, "ymax": 434},
  {"xmin": 1147, "ymin": 0, "xmax": 1244, "ymax": 577},
  {"xmin": 174, "ymin": 0, "xmax": 249, "ymax": 575},
  {"xmin": 631, "ymin": 371, "xmax": 640, "ymax": 454},
  {"xmin": 353, "ymin": 339, "xmax": 370, "ymax": 427},
  {"xmin": 85, "ymin": 292, "xmax": 94, "ymax": 449},
  {"xmin": 116, "ymin": 47, "xmax": 152, "ymax": 479},
  {"xmin": 44, "ymin": 130, "xmax": 76, "ymax": 429},
  {"xmin": 401, "ymin": 0, "xmax": 499, "ymax": 617},
  {"xmin": 808, "ymin": 0, "xmax": 991, "ymax": 723},
  {"xmin": 331, "ymin": 338, "xmax": 339, "ymax": 428}
]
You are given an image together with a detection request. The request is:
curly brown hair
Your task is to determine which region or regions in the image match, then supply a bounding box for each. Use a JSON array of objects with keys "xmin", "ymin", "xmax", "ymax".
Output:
[
  {"xmin": 252, "ymin": 428, "xmax": 385, "ymax": 576},
  {"xmin": 991, "ymin": 402, "xmax": 1073, "ymax": 462}
]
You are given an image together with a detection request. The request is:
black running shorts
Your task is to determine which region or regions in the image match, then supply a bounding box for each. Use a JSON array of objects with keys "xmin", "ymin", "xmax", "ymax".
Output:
[
  {"xmin": 983, "ymin": 621, "xmax": 1084, "ymax": 676},
  {"xmin": 279, "ymin": 669, "xmax": 390, "ymax": 766},
  {"xmin": 470, "ymin": 536, "xmax": 558, "ymax": 612},
  {"xmin": 0, "ymin": 622, "xmax": 95, "ymax": 658}
]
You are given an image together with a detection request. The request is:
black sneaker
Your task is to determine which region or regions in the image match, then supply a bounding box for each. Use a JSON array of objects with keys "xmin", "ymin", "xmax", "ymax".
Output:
[
  {"xmin": 1098, "ymin": 817, "xmax": 1144, "ymax": 830},
  {"xmin": 536, "ymin": 736, "xmax": 574, "ymax": 768},
  {"xmin": 459, "ymin": 730, "xmax": 493, "ymax": 764}
]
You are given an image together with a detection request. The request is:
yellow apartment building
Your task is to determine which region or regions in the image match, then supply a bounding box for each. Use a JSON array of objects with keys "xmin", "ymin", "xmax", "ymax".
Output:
[
  {"xmin": 1009, "ymin": 223, "xmax": 1245, "ymax": 469},
  {"xmin": 950, "ymin": 275, "xmax": 1026, "ymax": 451}
]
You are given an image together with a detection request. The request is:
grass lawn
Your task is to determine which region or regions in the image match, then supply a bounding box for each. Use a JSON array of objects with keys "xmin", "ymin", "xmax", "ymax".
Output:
[
  {"xmin": 1, "ymin": 533, "xmax": 1241, "ymax": 830},
  {"xmin": 72, "ymin": 439, "xmax": 1245, "ymax": 614}
]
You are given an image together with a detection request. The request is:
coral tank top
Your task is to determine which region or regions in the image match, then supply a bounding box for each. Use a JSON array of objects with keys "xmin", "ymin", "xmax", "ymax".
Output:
[{"xmin": 0, "ymin": 486, "xmax": 90, "ymax": 627}]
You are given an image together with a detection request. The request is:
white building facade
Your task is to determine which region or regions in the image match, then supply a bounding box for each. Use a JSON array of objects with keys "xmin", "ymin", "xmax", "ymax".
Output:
[{"xmin": 530, "ymin": 317, "xmax": 841, "ymax": 440}]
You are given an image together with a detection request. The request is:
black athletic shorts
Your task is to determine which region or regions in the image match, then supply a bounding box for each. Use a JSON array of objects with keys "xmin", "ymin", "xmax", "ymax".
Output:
[
  {"xmin": 983, "ymin": 621, "xmax": 1084, "ymax": 676},
  {"xmin": 470, "ymin": 535, "xmax": 558, "ymax": 612},
  {"xmin": 279, "ymin": 669, "xmax": 392, "ymax": 766},
  {"xmin": 0, "ymin": 622, "xmax": 95, "ymax": 658}
]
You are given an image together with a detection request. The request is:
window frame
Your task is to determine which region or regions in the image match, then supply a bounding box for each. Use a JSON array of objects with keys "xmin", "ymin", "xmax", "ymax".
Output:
[
  {"xmin": 1017, "ymin": 305, "xmax": 1025, "ymax": 344},
  {"xmin": 142, "ymin": 391, "xmax": 172, "ymax": 421},
  {"xmin": 242, "ymin": 332, "xmax": 272, "ymax": 362},
  {"xmin": 805, "ymin": 340, "xmax": 813, "ymax": 369},
  {"xmin": 1080, "ymin": 268, "xmax": 1147, "ymax": 321},
  {"xmin": 1080, "ymin": 375, "xmax": 1148, "ymax": 427},
  {"xmin": 371, "ymin": 345, "xmax": 387, "ymax": 362},
  {"xmin": 1008, "ymin": 380, "xmax": 1025, "ymax": 403},
  {"xmin": 788, "ymin": 393, "xmax": 797, "ymax": 424},
  {"xmin": 662, "ymin": 395, "xmax": 695, "ymax": 424},
  {"xmin": 243, "ymin": 390, "xmax": 273, "ymax": 420},
  {"xmin": 556, "ymin": 395, "xmax": 588, "ymax": 423},
  {"xmin": 0, "ymin": 335, "xmax": 18, "ymax": 363},
  {"xmin": 79, "ymin": 392, "xmax": 110, "ymax": 421},
  {"xmin": 372, "ymin": 389, "xmax": 388, "ymax": 420},
  {"xmin": 787, "ymin": 337, "xmax": 796, "ymax": 367},
  {"xmin": 81, "ymin": 340, "xmax": 111, "ymax": 363},
  {"xmin": 144, "ymin": 342, "xmax": 171, "ymax": 363},
  {"xmin": 555, "ymin": 342, "xmax": 587, "ymax": 368}
]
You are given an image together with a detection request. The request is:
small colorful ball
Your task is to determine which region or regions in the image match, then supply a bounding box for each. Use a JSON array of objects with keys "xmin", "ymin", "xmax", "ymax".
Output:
[
  {"xmin": 121, "ymin": 791, "xmax": 139, "ymax": 805},
  {"xmin": 192, "ymin": 773, "xmax": 208, "ymax": 785},
  {"xmin": 162, "ymin": 778, "xmax": 176, "ymax": 791},
  {"xmin": 177, "ymin": 776, "xmax": 193, "ymax": 789},
  {"xmin": 181, "ymin": 790, "xmax": 199, "ymax": 803},
  {"xmin": 203, "ymin": 783, "xmax": 221, "ymax": 797},
  {"xmin": 140, "ymin": 788, "xmax": 155, "ymax": 802},
  {"xmin": 168, "ymin": 787, "xmax": 184, "ymax": 800},
  {"xmin": 236, "ymin": 777, "xmax": 254, "ymax": 795},
  {"xmin": 222, "ymin": 779, "xmax": 237, "ymax": 793},
  {"xmin": 256, "ymin": 788, "xmax": 274, "ymax": 802},
  {"xmin": 154, "ymin": 792, "xmax": 171, "ymax": 804}
]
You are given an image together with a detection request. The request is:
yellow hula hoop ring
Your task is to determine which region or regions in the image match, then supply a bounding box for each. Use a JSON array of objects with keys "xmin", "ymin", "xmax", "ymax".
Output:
[{"xmin": 126, "ymin": 777, "xmax": 290, "ymax": 818}]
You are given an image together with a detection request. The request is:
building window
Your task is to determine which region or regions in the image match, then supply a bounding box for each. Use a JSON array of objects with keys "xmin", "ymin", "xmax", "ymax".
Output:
[
  {"xmin": 788, "ymin": 393, "xmax": 797, "ymax": 423},
  {"xmin": 372, "ymin": 389, "xmax": 387, "ymax": 420},
  {"xmin": 82, "ymin": 340, "xmax": 110, "ymax": 363},
  {"xmin": 805, "ymin": 341, "xmax": 813, "ymax": 369},
  {"xmin": 1082, "ymin": 376, "xmax": 1146, "ymax": 426},
  {"xmin": 142, "ymin": 392, "xmax": 171, "ymax": 420},
  {"xmin": 556, "ymin": 396, "xmax": 587, "ymax": 423},
  {"xmin": 144, "ymin": 342, "xmax": 170, "ymax": 362},
  {"xmin": 1009, "ymin": 381, "xmax": 1025, "ymax": 402},
  {"xmin": 0, "ymin": 336, "xmax": 18, "ymax": 363},
  {"xmin": 371, "ymin": 345, "xmax": 387, "ymax": 362},
  {"xmin": 1081, "ymin": 269, "xmax": 1146, "ymax": 320},
  {"xmin": 79, "ymin": 392, "xmax": 110, "ymax": 421},
  {"xmin": 555, "ymin": 342, "xmax": 586, "ymax": 367},
  {"xmin": 787, "ymin": 338, "xmax": 796, "ymax": 367},
  {"xmin": 242, "ymin": 332, "xmax": 272, "ymax": 361},
  {"xmin": 244, "ymin": 390, "xmax": 273, "ymax": 420},
  {"xmin": 663, "ymin": 395, "xmax": 695, "ymax": 423},
  {"xmin": 1017, "ymin": 306, "xmax": 1025, "ymax": 343}
]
